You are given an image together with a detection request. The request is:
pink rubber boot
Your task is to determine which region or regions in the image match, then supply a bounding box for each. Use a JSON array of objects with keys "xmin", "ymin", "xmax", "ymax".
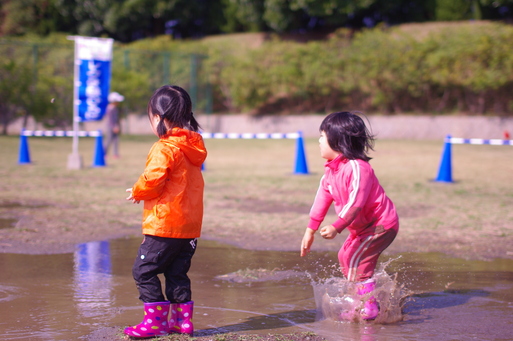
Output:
[
  {"xmin": 124, "ymin": 301, "xmax": 170, "ymax": 338},
  {"xmin": 170, "ymin": 301, "xmax": 194, "ymax": 336},
  {"xmin": 357, "ymin": 280, "xmax": 379, "ymax": 320}
]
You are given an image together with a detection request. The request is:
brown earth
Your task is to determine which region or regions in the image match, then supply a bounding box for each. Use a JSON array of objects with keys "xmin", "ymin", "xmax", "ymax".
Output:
[
  {"xmin": 88, "ymin": 328, "xmax": 329, "ymax": 341},
  {"xmin": 1, "ymin": 136, "xmax": 512, "ymax": 340},
  {"xmin": 1, "ymin": 196, "xmax": 512, "ymax": 260}
]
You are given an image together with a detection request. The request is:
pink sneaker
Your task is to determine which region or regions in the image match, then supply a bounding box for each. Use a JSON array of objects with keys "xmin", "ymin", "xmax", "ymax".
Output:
[{"xmin": 360, "ymin": 296, "xmax": 379, "ymax": 320}]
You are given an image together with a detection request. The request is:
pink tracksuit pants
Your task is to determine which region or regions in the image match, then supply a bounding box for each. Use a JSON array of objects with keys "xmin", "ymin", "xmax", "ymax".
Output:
[{"xmin": 338, "ymin": 226, "xmax": 398, "ymax": 282}]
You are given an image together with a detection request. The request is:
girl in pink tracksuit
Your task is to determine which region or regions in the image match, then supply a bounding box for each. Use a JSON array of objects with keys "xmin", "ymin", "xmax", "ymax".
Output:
[{"xmin": 301, "ymin": 111, "xmax": 399, "ymax": 320}]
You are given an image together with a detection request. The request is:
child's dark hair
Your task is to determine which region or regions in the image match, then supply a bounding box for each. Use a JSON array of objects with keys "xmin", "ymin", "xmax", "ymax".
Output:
[
  {"xmin": 147, "ymin": 85, "xmax": 201, "ymax": 136},
  {"xmin": 320, "ymin": 111, "xmax": 375, "ymax": 161}
]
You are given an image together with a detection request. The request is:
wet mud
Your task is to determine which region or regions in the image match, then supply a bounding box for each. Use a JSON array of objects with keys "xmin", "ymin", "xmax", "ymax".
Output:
[{"xmin": 0, "ymin": 238, "xmax": 512, "ymax": 340}]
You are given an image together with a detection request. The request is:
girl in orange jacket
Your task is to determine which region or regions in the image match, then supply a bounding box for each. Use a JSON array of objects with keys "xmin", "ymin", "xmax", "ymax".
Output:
[{"xmin": 124, "ymin": 85, "xmax": 207, "ymax": 338}]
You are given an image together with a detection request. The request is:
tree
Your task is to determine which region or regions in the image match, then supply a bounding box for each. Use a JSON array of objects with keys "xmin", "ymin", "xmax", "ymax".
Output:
[
  {"xmin": 3, "ymin": 0, "xmax": 513, "ymax": 43},
  {"xmin": 221, "ymin": 0, "xmax": 266, "ymax": 32},
  {"xmin": 0, "ymin": 0, "xmax": 67, "ymax": 36},
  {"xmin": 101, "ymin": 0, "xmax": 224, "ymax": 41},
  {"xmin": 0, "ymin": 61, "xmax": 29, "ymax": 134},
  {"xmin": 435, "ymin": 0, "xmax": 472, "ymax": 20}
]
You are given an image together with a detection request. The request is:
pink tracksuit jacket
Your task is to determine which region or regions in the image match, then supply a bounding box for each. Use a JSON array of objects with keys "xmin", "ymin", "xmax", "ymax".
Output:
[{"xmin": 308, "ymin": 155, "xmax": 399, "ymax": 236}]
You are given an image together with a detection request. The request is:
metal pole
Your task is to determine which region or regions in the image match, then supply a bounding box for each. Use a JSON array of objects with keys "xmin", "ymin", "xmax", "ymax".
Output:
[
  {"xmin": 67, "ymin": 36, "xmax": 83, "ymax": 169},
  {"xmin": 205, "ymin": 82, "xmax": 212, "ymax": 115},
  {"xmin": 163, "ymin": 52, "xmax": 170, "ymax": 85},
  {"xmin": 190, "ymin": 54, "xmax": 198, "ymax": 111},
  {"xmin": 32, "ymin": 44, "xmax": 38, "ymax": 83},
  {"xmin": 124, "ymin": 50, "xmax": 130, "ymax": 70}
]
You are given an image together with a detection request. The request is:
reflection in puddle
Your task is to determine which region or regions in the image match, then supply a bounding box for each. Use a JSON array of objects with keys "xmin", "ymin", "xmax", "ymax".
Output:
[
  {"xmin": 0, "ymin": 238, "xmax": 512, "ymax": 341},
  {"xmin": 74, "ymin": 241, "xmax": 113, "ymax": 318}
]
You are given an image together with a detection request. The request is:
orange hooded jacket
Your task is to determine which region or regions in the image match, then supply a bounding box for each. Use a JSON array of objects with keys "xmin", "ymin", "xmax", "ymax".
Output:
[{"xmin": 131, "ymin": 127, "xmax": 207, "ymax": 239}]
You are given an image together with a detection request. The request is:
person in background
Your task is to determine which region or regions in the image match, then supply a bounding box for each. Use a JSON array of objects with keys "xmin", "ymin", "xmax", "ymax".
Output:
[{"xmin": 104, "ymin": 92, "xmax": 124, "ymax": 158}]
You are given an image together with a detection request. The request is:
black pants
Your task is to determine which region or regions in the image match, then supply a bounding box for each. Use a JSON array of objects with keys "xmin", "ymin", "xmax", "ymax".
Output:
[{"xmin": 132, "ymin": 235, "xmax": 197, "ymax": 303}]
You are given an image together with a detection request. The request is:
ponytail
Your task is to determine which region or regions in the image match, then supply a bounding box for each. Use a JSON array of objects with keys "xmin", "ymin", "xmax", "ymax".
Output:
[
  {"xmin": 188, "ymin": 112, "xmax": 200, "ymax": 132},
  {"xmin": 147, "ymin": 85, "xmax": 201, "ymax": 136}
]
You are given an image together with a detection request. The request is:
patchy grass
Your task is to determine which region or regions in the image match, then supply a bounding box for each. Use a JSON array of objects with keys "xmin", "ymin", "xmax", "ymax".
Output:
[
  {"xmin": 112, "ymin": 329, "xmax": 325, "ymax": 341},
  {"xmin": 1, "ymin": 135, "xmax": 512, "ymax": 259},
  {"xmin": 144, "ymin": 331, "xmax": 325, "ymax": 341}
]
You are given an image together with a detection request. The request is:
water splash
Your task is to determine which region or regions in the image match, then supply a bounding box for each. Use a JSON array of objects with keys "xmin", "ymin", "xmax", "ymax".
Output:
[
  {"xmin": 311, "ymin": 256, "xmax": 411, "ymax": 324},
  {"xmin": 215, "ymin": 268, "xmax": 304, "ymax": 283},
  {"xmin": 0, "ymin": 284, "xmax": 19, "ymax": 303}
]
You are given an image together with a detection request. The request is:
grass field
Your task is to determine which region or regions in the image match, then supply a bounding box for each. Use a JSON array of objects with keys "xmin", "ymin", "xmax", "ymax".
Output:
[{"xmin": 0, "ymin": 134, "xmax": 512, "ymax": 259}]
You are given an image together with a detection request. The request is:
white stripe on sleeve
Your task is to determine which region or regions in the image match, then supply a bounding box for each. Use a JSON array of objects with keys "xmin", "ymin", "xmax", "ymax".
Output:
[{"xmin": 339, "ymin": 160, "xmax": 360, "ymax": 220}]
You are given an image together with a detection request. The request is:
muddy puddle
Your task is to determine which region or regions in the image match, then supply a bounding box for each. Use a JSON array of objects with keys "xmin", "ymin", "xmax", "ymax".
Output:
[{"xmin": 0, "ymin": 238, "xmax": 512, "ymax": 340}]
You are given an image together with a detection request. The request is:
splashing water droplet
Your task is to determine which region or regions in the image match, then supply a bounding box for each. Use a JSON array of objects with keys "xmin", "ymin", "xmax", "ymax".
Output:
[{"xmin": 310, "ymin": 256, "xmax": 412, "ymax": 324}]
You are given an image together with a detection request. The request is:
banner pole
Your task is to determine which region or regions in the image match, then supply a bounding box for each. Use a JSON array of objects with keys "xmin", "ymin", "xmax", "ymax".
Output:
[
  {"xmin": 65, "ymin": 36, "xmax": 113, "ymax": 170},
  {"xmin": 67, "ymin": 36, "xmax": 83, "ymax": 169}
]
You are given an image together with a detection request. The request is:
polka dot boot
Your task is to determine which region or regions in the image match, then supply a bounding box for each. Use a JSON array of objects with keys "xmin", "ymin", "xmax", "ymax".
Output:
[
  {"xmin": 124, "ymin": 301, "xmax": 170, "ymax": 338},
  {"xmin": 169, "ymin": 301, "xmax": 194, "ymax": 336}
]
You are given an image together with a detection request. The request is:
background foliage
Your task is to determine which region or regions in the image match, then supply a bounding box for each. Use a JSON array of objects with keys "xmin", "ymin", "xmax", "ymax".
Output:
[
  {"xmin": 200, "ymin": 22, "xmax": 513, "ymax": 115},
  {"xmin": 0, "ymin": 34, "xmax": 211, "ymax": 132},
  {"xmin": 2, "ymin": 1, "xmax": 513, "ymax": 131},
  {"xmin": 2, "ymin": 21, "xmax": 513, "ymax": 133},
  {"xmin": 2, "ymin": 0, "xmax": 513, "ymax": 40}
]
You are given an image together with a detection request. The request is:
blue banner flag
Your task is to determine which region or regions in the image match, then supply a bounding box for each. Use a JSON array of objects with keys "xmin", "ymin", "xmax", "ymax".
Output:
[{"xmin": 74, "ymin": 37, "xmax": 113, "ymax": 121}]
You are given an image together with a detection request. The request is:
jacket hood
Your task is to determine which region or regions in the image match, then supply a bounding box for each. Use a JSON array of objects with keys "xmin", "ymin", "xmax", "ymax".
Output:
[{"xmin": 161, "ymin": 127, "xmax": 207, "ymax": 167}]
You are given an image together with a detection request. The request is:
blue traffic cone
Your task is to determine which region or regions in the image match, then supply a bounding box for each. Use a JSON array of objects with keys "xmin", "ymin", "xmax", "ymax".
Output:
[
  {"xmin": 18, "ymin": 134, "xmax": 31, "ymax": 164},
  {"xmin": 435, "ymin": 135, "xmax": 453, "ymax": 183},
  {"xmin": 92, "ymin": 133, "xmax": 106, "ymax": 167},
  {"xmin": 294, "ymin": 131, "xmax": 309, "ymax": 175}
]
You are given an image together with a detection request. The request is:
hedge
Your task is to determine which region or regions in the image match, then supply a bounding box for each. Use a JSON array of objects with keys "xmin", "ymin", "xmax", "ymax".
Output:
[
  {"xmin": 200, "ymin": 21, "xmax": 513, "ymax": 115},
  {"xmin": 2, "ymin": 21, "xmax": 513, "ymax": 132}
]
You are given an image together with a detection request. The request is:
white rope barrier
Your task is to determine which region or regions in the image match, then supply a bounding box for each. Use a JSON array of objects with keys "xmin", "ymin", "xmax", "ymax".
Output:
[
  {"xmin": 201, "ymin": 132, "xmax": 300, "ymax": 139},
  {"xmin": 446, "ymin": 137, "xmax": 512, "ymax": 146},
  {"xmin": 21, "ymin": 130, "xmax": 102, "ymax": 137}
]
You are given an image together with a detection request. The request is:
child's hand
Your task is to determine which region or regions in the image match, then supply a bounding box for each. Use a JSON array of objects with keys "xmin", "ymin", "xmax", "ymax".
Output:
[
  {"xmin": 320, "ymin": 225, "xmax": 337, "ymax": 239},
  {"xmin": 126, "ymin": 188, "xmax": 140, "ymax": 204},
  {"xmin": 300, "ymin": 228, "xmax": 315, "ymax": 257}
]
